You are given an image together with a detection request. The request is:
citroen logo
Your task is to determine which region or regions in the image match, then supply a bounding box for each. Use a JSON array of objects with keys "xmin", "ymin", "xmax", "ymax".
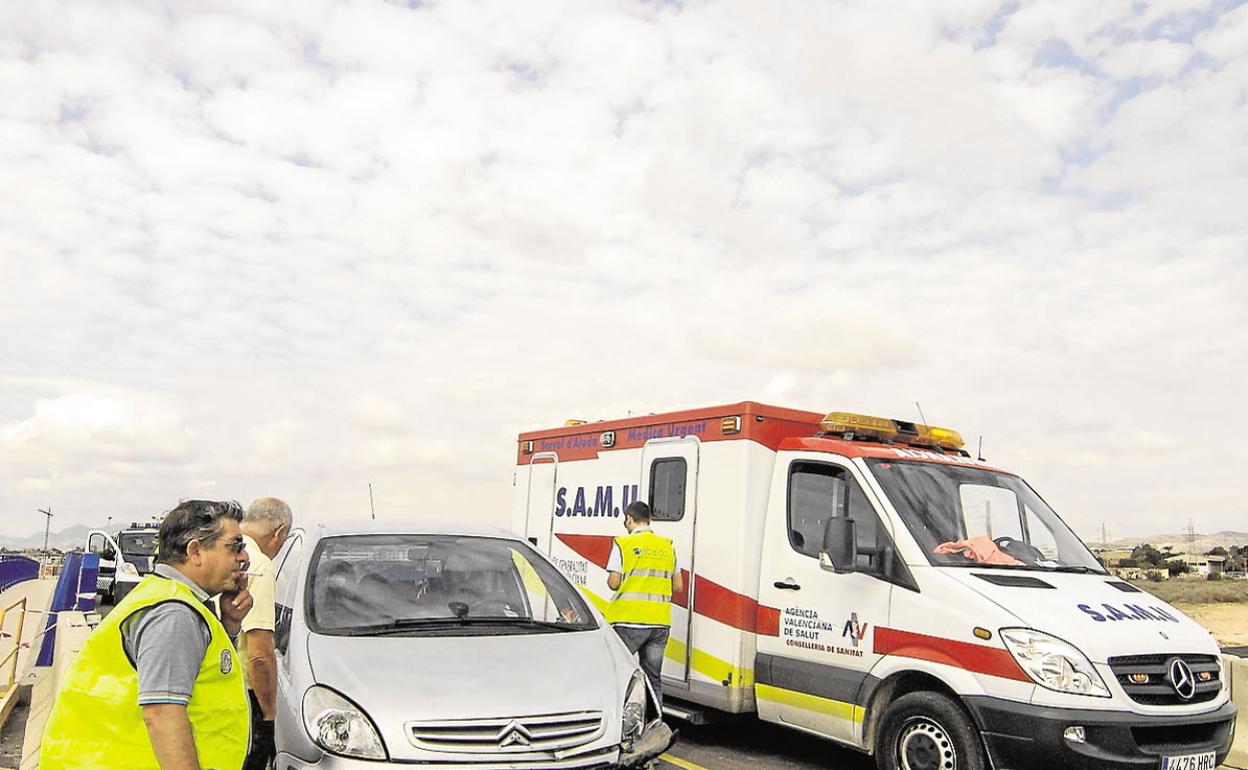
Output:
[
  {"xmin": 498, "ymin": 721, "xmax": 533, "ymax": 748},
  {"xmin": 1168, "ymin": 658, "xmax": 1196, "ymax": 700}
]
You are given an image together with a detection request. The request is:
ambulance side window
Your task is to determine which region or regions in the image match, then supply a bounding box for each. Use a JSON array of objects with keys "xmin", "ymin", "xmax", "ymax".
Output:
[
  {"xmin": 273, "ymin": 534, "xmax": 303, "ymax": 655},
  {"xmin": 649, "ymin": 458, "xmax": 687, "ymax": 521},
  {"xmin": 787, "ymin": 462, "xmax": 879, "ymax": 569}
]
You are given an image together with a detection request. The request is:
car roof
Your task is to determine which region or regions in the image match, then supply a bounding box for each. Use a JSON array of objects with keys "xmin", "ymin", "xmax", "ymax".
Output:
[{"xmin": 294, "ymin": 518, "xmax": 520, "ymax": 542}]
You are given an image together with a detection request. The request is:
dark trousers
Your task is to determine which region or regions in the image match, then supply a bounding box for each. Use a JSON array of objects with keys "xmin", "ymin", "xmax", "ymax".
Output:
[
  {"xmin": 244, "ymin": 690, "xmax": 275, "ymax": 770},
  {"xmin": 613, "ymin": 624, "xmax": 670, "ymax": 708}
]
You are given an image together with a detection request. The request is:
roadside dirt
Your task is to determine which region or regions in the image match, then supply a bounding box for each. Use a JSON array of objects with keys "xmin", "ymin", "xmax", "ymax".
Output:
[{"xmin": 1176, "ymin": 602, "xmax": 1248, "ymax": 647}]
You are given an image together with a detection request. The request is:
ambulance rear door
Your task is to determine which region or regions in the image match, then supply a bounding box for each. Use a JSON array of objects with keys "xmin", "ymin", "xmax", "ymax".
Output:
[
  {"xmin": 640, "ymin": 437, "xmax": 699, "ymax": 687},
  {"xmin": 523, "ymin": 452, "xmax": 560, "ymax": 555}
]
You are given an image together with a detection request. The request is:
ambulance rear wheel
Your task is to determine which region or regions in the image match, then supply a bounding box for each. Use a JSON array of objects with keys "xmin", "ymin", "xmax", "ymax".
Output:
[{"xmin": 876, "ymin": 691, "xmax": 986, "ymax": 770}]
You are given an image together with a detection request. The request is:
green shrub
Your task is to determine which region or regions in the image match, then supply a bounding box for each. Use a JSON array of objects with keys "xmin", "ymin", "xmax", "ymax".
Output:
[{"xmin": 1129, "ymin": 576, "xmax": 1248, "ymax": 604}]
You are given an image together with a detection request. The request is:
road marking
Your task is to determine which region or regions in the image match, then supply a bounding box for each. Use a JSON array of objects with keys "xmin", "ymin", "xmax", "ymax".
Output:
[{"xmin": 660, "ymin": 753, "xmax": 714, "ymax": 770}]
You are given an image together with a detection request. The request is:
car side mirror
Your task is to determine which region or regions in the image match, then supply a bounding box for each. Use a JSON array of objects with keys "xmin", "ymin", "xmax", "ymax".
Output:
[
  {"xmin": 819, "ymin": 517, "xmax": 857, "ymax": 574},
  {"xmin": 102, "ymin": 546, "xmax": 117, "ymax": 561}
]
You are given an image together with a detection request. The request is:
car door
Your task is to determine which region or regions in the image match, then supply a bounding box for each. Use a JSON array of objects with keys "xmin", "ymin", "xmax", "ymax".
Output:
[
  {"xmin": 87, "ymin": 531, "xmax": 116, "ymax": 593},
  {"xmin": 755, "ymin": 453, "xmax": 906, "ymax": 745},
  {"xmin": 273, "ymin": 531, "xmax": 305, "ymax": 722}
]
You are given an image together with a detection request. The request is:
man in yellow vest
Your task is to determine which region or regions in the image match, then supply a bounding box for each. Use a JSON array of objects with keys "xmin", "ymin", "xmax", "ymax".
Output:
[
  {"xmin": 41, "ymin": 500, "xmax": 254, "ymax": 770},
  {"xmin": 606, "ymin": 501, "xmax": 683, "ymax": 707}
]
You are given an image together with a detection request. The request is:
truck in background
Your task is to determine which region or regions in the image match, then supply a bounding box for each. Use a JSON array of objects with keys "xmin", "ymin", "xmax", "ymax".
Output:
[
  {"xmin": 85, "ymin": 522, "xmax": 159, "ymax": 604},
  {"xmin": 513, "ymin": 401, "xmax": 1235, "ymax": 770}
]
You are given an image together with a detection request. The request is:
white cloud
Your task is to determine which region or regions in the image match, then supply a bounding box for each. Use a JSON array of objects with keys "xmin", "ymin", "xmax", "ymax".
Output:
[{"xmin": 0, "ymin": 0, "xmax": 1245, "ymax": 539}]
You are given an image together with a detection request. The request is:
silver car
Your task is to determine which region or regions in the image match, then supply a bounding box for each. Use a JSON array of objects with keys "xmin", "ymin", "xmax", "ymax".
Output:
[{"xmin": 271, "ymin": 521, "xmax": 674, "ymax": 769}]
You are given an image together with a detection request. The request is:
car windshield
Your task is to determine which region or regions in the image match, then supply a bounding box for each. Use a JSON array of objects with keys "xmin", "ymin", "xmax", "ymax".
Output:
[
  {"xmin": 119, "ymin": 532, "xmax": 157, "ymax": 556},
  {"xmin": 306, "ymin": 534, "xmax": 597, "ymax": 635},
  {"xmin": 866, "ymin": 458, "xmax": 1104, "ymax": 572}
]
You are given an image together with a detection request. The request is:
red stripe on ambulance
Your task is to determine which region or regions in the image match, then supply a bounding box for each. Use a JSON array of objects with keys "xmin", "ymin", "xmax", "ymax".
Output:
[{"xmin": 873, "ymin": 627, "xmax": 1029, "ymax": 682}]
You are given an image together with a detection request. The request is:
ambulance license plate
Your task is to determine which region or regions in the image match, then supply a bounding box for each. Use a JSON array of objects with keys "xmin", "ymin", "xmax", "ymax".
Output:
[{"xmin": 1161, "ymin": 751, "xmax": 1216, "ymax": 770}]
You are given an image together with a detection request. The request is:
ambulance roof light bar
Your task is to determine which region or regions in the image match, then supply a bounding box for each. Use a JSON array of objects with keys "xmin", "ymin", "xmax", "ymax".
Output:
[{"xmin": 819, "ymin": 411, "xmax": 966, "ymax": 453}]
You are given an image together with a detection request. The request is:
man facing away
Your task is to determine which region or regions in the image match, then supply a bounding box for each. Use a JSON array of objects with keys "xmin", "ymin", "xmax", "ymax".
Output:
[
  {"xmin": 605, "ymin": 500, "xmax": 683, "ymax": 708},
  {"xmin": 41, "ymin": 500, "xmax": 254, "ymax": 770},
  {"xmin": 238, "ymin": 497, "xmax": 293, "ymax": 770}
]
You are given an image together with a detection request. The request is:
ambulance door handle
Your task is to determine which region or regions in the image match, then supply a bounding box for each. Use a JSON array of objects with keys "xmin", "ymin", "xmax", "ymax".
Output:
[{"xmin": 773, "ymin": 578, "xmax": 801, "ymax": 590}]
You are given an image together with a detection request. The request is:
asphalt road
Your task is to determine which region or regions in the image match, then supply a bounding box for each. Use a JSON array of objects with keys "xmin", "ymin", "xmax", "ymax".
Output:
[{"xmin": 654, "ymin": 716, "xmax": 874, "ymax": 770}]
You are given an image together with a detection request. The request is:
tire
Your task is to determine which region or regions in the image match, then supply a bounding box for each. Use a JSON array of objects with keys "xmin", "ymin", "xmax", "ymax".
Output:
[{"xmin": 875, "ymin": 691, "xmax": 987, "ymax": 770}]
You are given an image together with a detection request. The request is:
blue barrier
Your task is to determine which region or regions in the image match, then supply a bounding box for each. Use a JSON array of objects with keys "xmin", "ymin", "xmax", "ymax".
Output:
[
  {"xmin": 0, "ymin": 555, "xmax": 39, "ymax": 593},
  {"xmin": 36, "ymin": 551, "xmax": 99, "ymax": 666}
]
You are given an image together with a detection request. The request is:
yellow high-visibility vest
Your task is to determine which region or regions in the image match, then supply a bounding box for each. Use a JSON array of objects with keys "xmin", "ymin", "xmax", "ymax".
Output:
[
  {"xmin": 40, "ymin": 573, "xmax": 250, "ymax": 770},
  {"xmin": 607, "ymin": 530, "xmax": 676, "ymax": 626}
]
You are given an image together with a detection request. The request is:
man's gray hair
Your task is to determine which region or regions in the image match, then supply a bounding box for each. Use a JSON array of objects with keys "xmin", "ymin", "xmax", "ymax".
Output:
[
  {"xmin": 245, "ymin": 497, "xmax": 293, "ymax": 533},
  {"xmin": 157, "ymin": 500, "xmax": 245, "ymax": 564}
]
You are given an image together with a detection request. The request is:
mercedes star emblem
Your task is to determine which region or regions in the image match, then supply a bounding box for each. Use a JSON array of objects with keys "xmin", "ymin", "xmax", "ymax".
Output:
[{"xmin": 1168, "ymin": 658, "xmax": 1197, "ymax": 700}]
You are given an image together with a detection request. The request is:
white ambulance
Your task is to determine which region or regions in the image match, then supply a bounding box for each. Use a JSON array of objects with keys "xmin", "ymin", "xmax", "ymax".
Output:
[{"xmin": 512, "ymin": 402, "xmax": 1235, "ymax": 770}]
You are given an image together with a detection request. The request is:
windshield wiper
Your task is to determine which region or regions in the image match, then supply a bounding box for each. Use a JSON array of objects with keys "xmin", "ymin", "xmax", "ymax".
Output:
[
  {"xmin": 941, "ymin": 561, "xmax": 1103, "ymax": 574},
  {"xmin": 339, "ymin": 617, "xmax": 586, "ymax": 635},
  {"xmin": 1041, "ymin": 565, "xmax": 1104, "ymax": 574}
]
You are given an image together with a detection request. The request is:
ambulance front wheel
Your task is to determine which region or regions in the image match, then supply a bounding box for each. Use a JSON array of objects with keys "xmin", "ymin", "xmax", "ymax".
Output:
[{"xmin": 876, "ymin": 691, "xmax": 987, "ymax": 770}]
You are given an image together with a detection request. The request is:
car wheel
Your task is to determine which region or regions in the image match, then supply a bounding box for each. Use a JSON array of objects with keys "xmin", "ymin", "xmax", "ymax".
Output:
[{"xmin": 876, "ymin": 691, "xmax": 986, "ymax": 770}]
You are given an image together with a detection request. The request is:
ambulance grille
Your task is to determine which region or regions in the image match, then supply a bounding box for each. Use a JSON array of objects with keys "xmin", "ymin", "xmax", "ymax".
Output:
[
  {"xmin": 1108, "ymin": 654, "xmax": 1222, "ymax": 706},
  {"xmin": 406, "ymin": 710, "xmax": 606, "ymax": 754}
]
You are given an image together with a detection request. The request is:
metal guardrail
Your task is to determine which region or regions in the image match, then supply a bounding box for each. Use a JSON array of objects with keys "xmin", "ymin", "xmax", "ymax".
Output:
[{"xmin": 0, "ymin": 597, "xmax": 29, "ymax": 697}]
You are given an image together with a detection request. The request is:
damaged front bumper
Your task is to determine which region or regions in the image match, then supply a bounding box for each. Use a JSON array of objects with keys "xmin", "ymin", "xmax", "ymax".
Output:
[{"xmin": 616, "ymin": 720, "xmax": 676, "ymax": 768}]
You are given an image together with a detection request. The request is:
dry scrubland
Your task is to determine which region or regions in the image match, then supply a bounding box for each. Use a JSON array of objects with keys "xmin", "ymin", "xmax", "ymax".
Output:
[{"xmin": 1130, "ymin": 578, "xmax": 1248, "ymax": 647}]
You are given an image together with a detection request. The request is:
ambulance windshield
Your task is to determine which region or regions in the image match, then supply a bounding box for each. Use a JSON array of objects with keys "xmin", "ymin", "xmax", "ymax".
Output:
[
  {"xmin": 866, "ymin": 459, "xmax": 1104, "ymax": 572},
  {"xmin": 306, "ymin": 534, "xmax": 597, "ymax": 635}
]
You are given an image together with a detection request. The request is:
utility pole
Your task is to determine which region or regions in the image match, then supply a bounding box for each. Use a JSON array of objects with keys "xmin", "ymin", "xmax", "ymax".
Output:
[
  {"xmin": 368, "ymin": 483, "xmax": 376, "ymax": 521},
  {"xmin": 38, "ymin": 507, "xmax": 53, "ymax": 561},
  {"xmin": 1101, "ymin": 522, "xmax": 1109, "ymax": 549}
]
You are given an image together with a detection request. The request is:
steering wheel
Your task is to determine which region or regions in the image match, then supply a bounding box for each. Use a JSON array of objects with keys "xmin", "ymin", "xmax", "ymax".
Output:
[{"xmin": 994, "ymin": 536, "xmax": 1044, "ymax": 562}]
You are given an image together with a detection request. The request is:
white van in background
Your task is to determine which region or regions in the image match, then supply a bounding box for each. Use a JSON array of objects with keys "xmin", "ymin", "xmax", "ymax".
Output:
[
  {"xmin": 85, "ymin": 522, "xmax": 158, "ymax": 604},
  {"xmin": 513, "ymin": 402, "xmax": 1235, "ymax": 770}
]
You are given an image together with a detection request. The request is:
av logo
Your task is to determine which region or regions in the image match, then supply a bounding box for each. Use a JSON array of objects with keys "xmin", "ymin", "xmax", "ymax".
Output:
[{"xmin": 842, "ymin": 612, "xmax": 869, "ymax": 647}]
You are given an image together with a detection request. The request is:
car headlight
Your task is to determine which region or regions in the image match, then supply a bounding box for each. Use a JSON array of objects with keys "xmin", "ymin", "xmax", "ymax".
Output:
[
  {"xmin": 120, "ymin": 562, "xmax": 138, "ymax": 577},
  {"xmin": 302, "ymin": 685, "xmax": 387, "ymax": 759},
  {"xmin": 622, "ymin": 672, "xmax": 647, "ymax": 740},
  {"xmin": 1000, "ymin": 628, "xmax": 1110, "ymax": 697}
]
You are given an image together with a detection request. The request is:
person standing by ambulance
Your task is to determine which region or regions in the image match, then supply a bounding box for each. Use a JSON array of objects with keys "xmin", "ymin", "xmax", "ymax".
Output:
[
  {"xmin": 606, "ymin": 501, "xmax": 683, "ymax": 708},
  {"xmin": 238, "ymin": 497, "xmax": 293, "ymax": 770},
  {"xmin": 40, "ymin": 500, "xmax": 253, "ymax": 770}
]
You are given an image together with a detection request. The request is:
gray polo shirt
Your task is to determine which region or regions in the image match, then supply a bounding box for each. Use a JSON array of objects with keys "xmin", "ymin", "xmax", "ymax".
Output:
[{"xmin": 120, "ymin": 564, "xmax": 215, "ymax": 706}]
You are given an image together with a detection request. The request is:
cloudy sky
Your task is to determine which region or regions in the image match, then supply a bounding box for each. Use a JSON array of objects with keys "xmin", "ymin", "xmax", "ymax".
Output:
[{"xmin": 2, "ymin": 0, "xmax": 1246, "ymax": 542}]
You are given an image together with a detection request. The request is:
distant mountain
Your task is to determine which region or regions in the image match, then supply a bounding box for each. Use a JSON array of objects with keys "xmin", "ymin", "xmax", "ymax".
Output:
[
  {"xmin": 0, "ymin": 522, "xmax": 124, "ymax": 551},
  {"xmin": 1097, "ymin": 531, "xmax": 1248, "ymax": 555}
]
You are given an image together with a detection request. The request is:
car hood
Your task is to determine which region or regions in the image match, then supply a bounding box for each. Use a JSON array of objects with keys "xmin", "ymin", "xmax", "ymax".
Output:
[
  {"xmin": 945, "ymin": 570, "xmax": 1220, "ymax": 662},
  {"xmin": 306, "ymin": 628, "xmax": 628, "ymax": 755}
]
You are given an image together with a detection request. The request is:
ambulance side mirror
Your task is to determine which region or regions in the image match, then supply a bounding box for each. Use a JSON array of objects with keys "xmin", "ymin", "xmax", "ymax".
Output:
[{"xmin": 819, "ymin": 517, "xmax": 857, "ymax": 574}]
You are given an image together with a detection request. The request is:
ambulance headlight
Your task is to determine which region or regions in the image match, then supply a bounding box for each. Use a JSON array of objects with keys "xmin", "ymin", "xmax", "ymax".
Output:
[
  {"xmin": 622, "ymin": 672, "xmax": 647, "ymax": 740},
  {"xmin": 1000, "ymin": 629, "xmax": 1110, "ymax": 698},
  {"xmin": 120, "ymin": 562, "xmax": 139, "ymax": 577},
  {"xmin": 303, "ymin": 685, "xmax": 387, "ymax": 759}
]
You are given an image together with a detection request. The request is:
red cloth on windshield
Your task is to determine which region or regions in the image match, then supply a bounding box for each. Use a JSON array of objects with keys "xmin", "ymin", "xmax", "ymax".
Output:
[{"xmin": 933, "ymin": 535, "xmax": 1024, "ymax": 565}]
